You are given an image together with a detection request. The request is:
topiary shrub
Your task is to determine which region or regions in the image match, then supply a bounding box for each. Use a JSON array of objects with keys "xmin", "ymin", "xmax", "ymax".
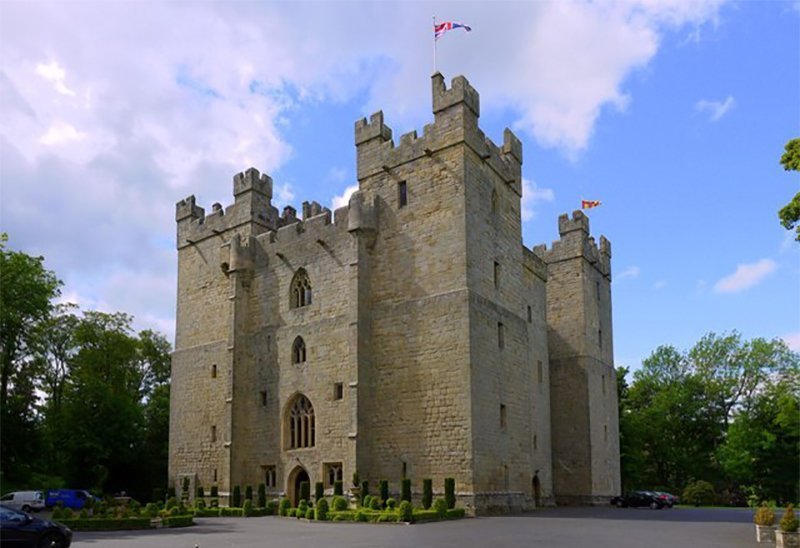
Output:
[
  {"xmin": 266, "ymin": 501, "xmax": 277, "ymax": 515},
  {"xmin": 379, "ymin": 480, "xmax": 389, "ymax": 506},
  {"xmin": 398, "ymin": 500, "xmax": 413, "ymax": 522},
  {"xmin": 332, "ymin": 496, "xmax": 348, "ymax": 512},
  {"xmin": 370, "ymin": 497, "xmax": 381, "ymax": 511},
  {"xmin": 352, "ymin": 471, "xmax": 360, "ymax": 487},
  {"xmin": 362, "ymin": 495, "xmax": 372, "ymax": 508},
  {"xmin": 754, "ymin": 503, "xmax": 776, "ymax": 526},
  {"xmin": 245, "ymin": 485, "xmax": 253, "ymax": 502},
  {"xmin": 242, "ymin": 499, "xmax": 253, "ymax": 517},
  {"xmin": 315, "ymin": 482, "xmax": 324, "ymax": 502},
  {"xmin": 355, "ymin": 509, "xmax": 368, "ymax": 522},
  {"xmin": 386, "ymin": 498, "xmax": 396, "ymax": 510},
  {"xmin": 232, "ymin": 486, "xmax": 242, "ymax": 508},
  {"xmin": 444, "ymin": 478, "xmax": 456, "ymax": 509},
  {"xmin": 306, "ymin": 507, "xmax": 314, "ymax": 519},
  {"xmin": 196, "ymin": 486, "xmax": 204, "ymax": 499},
  {"xmin": 210, "ymin": 485, "xmax": 218, "ymax": 498},
  {"xmin": 422, "ymin": 479, "xmax": 433, "ymax": 510},
  {"xmin": 165, "ymin": 497, "xmax": 178, "ymax": 510},
  {"xmin": 433, "ymin": 498, "xmax": 448, "ymax": 518},
  {"xmin": 194, "ymin": 499, "xmax": 206, "ymax": 510},
  {"xmin": 315, "ymin": 498, "xmax": 329, "ymax": 521},
  {"xmin": 361, "ymin": 481, "xmax": 369, "ymax": 504},
  {"xmin": 257, "ymin": 483, "xmax": 266, "ymax": 508},
  {"xmin": 682, "ymin": 480, "xmax": 716, "ymax": 507},
  {"xmin": 145, "ymin": 503, "xmax": 159, "ymax": 518},
  {"xmin": 210, "ymin": 499, "xmax": 219, "ymax": 508},
  {"xmin": 781, "ymin": 505, "xmax": 799, "ymax": 533},
  {"xmin": 401, "ymin": 479, "xmax": 411, "ymax": 503},
  {"xmin": 300, "ymin": 482, "xmax": 310, "ymax": 503},
  {"xmin": 298, "ymin": 499, "xmax": 309, "ymax": 517},
  {"xmin": 334, "ymin": 481, "xmax": 343, "ymax": 496},
  {"xmin": 279, "ymin": 497, "xmax": 291, "ymax": 517}
]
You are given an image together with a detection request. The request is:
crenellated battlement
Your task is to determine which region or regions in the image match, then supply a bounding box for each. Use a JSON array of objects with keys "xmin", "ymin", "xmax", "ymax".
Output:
[
  {"xmin": 533, "ymin": 211, "xmax": 611, "ymax": 278},
  {"xmin": 355, "ymin": 73, "xmax": 522, "ymax": 195},
  {"xmin": 233, "ymin": 167, "xmax": 272, "ymax": 198},
  {"xmin": 432, "ymin": 72, "xmax": 479, "ymax": 117}
]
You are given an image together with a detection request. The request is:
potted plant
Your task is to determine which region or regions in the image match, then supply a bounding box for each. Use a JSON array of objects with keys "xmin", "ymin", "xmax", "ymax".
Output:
[
  {"xmin": 777, "ymin": 505, "xmax": 799, "ymax": 548},
  {"xmin": 755, "ymin": 503, "xmax": 777, "ymax": 543}
]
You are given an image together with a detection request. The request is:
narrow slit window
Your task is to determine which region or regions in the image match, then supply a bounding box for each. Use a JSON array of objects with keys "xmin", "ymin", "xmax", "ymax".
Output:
[
  {"xmin": 398, "ymin": 181, "xmax": 408, "ymax": 208},
  {"xmin": 527, "ymin": 305, "xmax": 532, "ymax": 323},
  {"xmin": 602, "ymin": 375, "xmax": 606, "ymax": 395},
  {"xmin": 211, "ymin": 425, "xmax": 217, "ymax": 442},
  {"xmin": 498, "ymin": 322, "xmax": 504, "ymax": 349},
  {"xmin": 265, "ymin": 466, "xmax": 276, "ymax": 488},
  {"xmin": 537, "ymin": 361, "xmax": 543, "ymax": 384},
  {"xmin": 494, "ymin": 261, "xmax": 500, "ymax": 288},
  {"xmin": 534, "ymin": 434, "xmax": 538, "ymax": 451},
  {"xmin": 211, "ymin": 364, "xmax": 217, "ymax": 378},
  {"xmin": 334, "ymin": 382, "xmax": 344, "ymax": 401},
  {"xmin": 260, "ymin": 390, "xmax": 268, "ymax": 406},
  {"xmin": 500, "ymin": 404, "xmax": 507, "ymax": 428},
  {"xmin": 599, "ymin": 329, "xmax": 603, "ymax": 349}
]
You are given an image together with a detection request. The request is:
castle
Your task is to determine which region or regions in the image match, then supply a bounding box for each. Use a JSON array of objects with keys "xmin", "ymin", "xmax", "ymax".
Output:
[{"xmin": 169, "ymin": 73, "xmax": 621, "ymax": 514}]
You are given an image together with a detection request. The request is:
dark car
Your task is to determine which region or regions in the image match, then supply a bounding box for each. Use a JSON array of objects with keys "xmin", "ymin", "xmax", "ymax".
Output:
[
  {"xmin": 654, "ymin": 491, "xmax": 679, "ymax": 508},
  {"xmin": 610, "ymin": 491, "xmax": 665, "ymax": 509},
  {"xmin": 0, "ymin": 504, "xmax": 72, "ymax": 547}
]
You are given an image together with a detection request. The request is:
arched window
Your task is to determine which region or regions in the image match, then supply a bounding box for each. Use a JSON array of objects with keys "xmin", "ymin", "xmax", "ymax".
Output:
[
  {"xmin": 287, "ymin": 394, "xmax": 315, "ymax": 449},
  {"xmin": 290, "ymin": 268, "xmax": 312, "ymax": 309},
  {"xmin": 292, "ymin": 336, "xmax": 306, "ymax": 364}
]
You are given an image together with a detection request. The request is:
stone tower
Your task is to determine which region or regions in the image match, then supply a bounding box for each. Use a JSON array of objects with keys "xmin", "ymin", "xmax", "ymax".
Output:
[
  {"xmin": 168, "ymin": 73, "xmax": 620, "ymax": 514},
  {"xmin": 534, "ymin": 211, "xmax": 621, "ymax": 504}
]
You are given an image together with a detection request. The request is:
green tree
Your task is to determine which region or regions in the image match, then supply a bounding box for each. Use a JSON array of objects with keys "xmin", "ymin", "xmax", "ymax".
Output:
[
  {"xmin": 0, "ymin": 235, "xmax": 61, "ymax": 479},
  {"xmin": 779, "ymin": 138, "xmax": 800, "ymax": 241}
]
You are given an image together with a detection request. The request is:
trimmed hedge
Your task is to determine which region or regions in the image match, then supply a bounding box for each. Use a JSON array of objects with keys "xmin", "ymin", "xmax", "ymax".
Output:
[
  {"xmin": 422, "ymin": 479, "xmax": 433, "ymax": 509},
  {"xmin": 220, "ymin": 507, "xmax": 244, "ymax": 517},
  {"xmin": 413, "ymin": 509, "xmax": 440, "ymax": 522},
  {"xmin": 57, "ymin": 518, "xmax": 151, "ymax": 531},
  {"xmin": 401, "ymin": 479, "xmax": 411, "ymax": 503},
  {"xmin": 446, "ymin": 508, "xmax": 466, "ymax": 519},
  {"xmin": 194, "ymin": 508, "xmax": 221, "ymax": 517},
  {"xmin": 164, "ymin": 515, "xmax": 194, "ymax": 528},
  {"xmin": 444, "ymin": 478, "xmax": 456, "ymax": 509}
]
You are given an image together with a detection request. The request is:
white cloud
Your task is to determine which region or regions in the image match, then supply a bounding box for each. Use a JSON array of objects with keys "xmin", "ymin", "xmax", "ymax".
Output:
[
  {"xmin": 653, "ymin": 280, "xmax": 667, "ymax": 289},
  {"xmin": 782, "ymin": 332, "xmax": 800, "ymax": 351},
  {"xmin": 521, "ymin": 178, "xmax": 555, "ymax": 222},
  {"xmin": 35, "ymin": 60, "xmax": 75, "ymax": 96},
  {"xmin": 713, "ymin": 258, "xmax": 778, "ymax": 293},
  {"xmin": 696, "ymin": 95, "xmax": 735, "ymax": 122},
  {"xmin": 617, "ymin": 266, "xmax": 641, "ymax": 280},
  {"xmin": 39, "ymin": 121, "xmax": 85, "ymax": 145},
  {"xmin": 0, "ymin": 0, "xmax": 730, "ymax": 343},
  {"xmin": 331, "ymin": 184, "xmax": 359, "ymax": 210}
]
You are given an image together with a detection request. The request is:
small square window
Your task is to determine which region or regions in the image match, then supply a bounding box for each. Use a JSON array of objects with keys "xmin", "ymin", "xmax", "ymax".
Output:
[
  {"xmin": 398, "ymin": 181, "xmax": 408, "ymax": 208},
  {"xmin": 334, "ymin": 382, "xmax": 344, "ymax": 401},
  {"xmin": 500, "ymin": 404, "xmax": 507, "ymax": 428}
]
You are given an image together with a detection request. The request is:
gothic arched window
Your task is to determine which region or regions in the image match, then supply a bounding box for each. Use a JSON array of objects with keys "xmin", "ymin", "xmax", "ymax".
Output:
[
  {"xmin": 292, "ymin": 336, "xmax": 306, "ymax": 364},
  {"xmin": 287, "ymin": 394, "xmax": 315, "ymax": 449},
  {"xmin": 290, "ymin": 268, "xmax": 312, "ymax": 309}
]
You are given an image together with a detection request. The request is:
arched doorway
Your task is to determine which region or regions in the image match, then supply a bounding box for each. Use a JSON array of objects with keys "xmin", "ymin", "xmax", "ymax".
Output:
[
  {"xmin": 532, "ymin": 474, "xmax": 541, "ymax": 507},
  {"xmin": 288, "ymin": 466, "xmax": 310, "ymax": 507}
]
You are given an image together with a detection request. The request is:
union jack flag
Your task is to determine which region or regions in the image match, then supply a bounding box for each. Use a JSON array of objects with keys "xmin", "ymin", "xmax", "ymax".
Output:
[
  {"xmin": 581, "ymin": 200, "xmax": 602, "ymax": 209},
  {"xmin": 434, "ymin": 21, "xmax": 472, "ymax": 40}
]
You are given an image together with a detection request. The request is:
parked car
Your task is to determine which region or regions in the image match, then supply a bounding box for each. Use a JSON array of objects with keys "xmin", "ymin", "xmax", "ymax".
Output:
[
  {"xmin": 44, "ymin": 489, "xmax": 97, "ymax": 510},
  {"xmin": 654, "ymin": 491, "xmax": 679, "ymax": 508},
  {"xmin": 0, "ymin": 504, "xmax": 72, "ymax": 547},
  {"xmin": 610, "ymin": 491, "xmax": 666, "ymax": 509},
  {"xmin": 0, "ymin": 491, "xmax": 45, "ymax": 513}
]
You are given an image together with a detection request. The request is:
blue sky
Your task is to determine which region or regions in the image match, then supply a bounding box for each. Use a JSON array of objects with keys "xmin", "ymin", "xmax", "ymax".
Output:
[{"xmin": 1, "ymin": 0, "xmax": 798, "ymax": 372}]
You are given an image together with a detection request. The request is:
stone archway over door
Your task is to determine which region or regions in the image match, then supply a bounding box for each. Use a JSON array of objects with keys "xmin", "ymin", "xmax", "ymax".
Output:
[{"xmin": 288, "ymin": 466, "xmax": 310, "ymax": 507}]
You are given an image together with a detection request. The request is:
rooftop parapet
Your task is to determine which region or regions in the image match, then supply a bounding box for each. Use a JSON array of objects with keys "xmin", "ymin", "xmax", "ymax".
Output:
[
  {"xmin": 355, "ymin": 111, "xmax": 393, "ymax": 146},
  {"xmin": 176, "ymin": 195, "xmax": 205, "ymax": 222},
  {"xmin": 534, "ymin": 211, "xmax": 611, "ymax": 278},
  {"xmin": 432, "ymin": 72, "xmax": 480, "ymax": 117},
  {"xmin": 233, "ymin": 167, "xmax": 272, "ymax": 199}
]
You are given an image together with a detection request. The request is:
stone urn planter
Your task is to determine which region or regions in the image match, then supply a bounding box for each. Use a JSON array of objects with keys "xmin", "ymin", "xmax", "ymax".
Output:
[
  {"xmin": 756, "ymin": 524, "xmax": 776, "ymax": 543},
  {"xmin": 777, "ymin": 531, "xmax": 800, "ymax": 548}
]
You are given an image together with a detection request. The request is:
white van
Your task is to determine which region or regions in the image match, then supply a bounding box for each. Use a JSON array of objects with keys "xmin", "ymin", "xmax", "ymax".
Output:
[{"xmin": 0, "ymin": 491, "xmax": 45, "ymax": 512}]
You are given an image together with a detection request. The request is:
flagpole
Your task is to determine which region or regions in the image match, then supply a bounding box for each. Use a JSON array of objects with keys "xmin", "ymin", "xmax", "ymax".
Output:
[{"xmin": 433, "ymin": 15, "xmax": 437, "ymax": 73}]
